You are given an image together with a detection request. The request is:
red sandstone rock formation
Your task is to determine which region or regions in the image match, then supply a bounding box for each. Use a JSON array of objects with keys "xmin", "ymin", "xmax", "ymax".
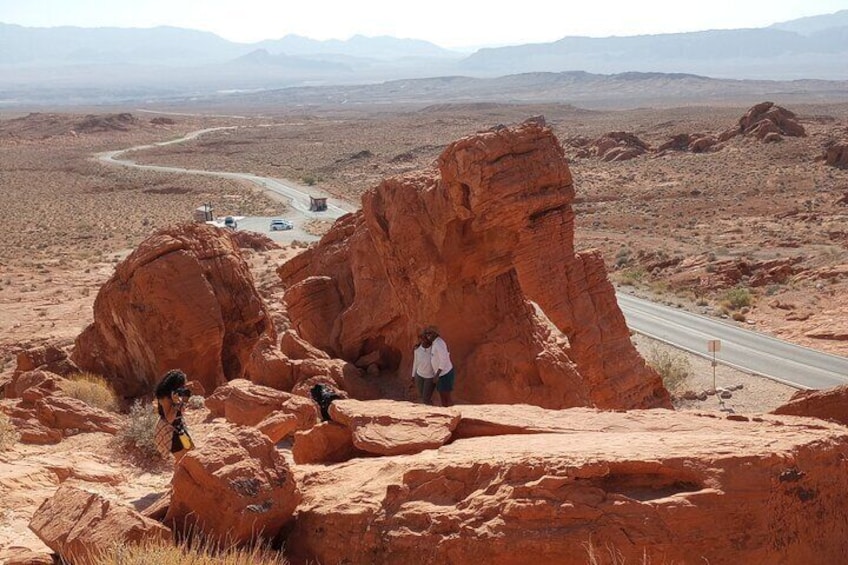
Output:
[
  {"xmin": 29, "ymin": 485, "xmax": 171, "ymax": 565},
  {"xmin": 14, "ymin": 344, "xmax": 78, "ymax": 377},
  {"xmin": 165, "ymin": 423, "xmax": 300, "ymax": 544},
  {"xmin": 657, "ymin": 133, "xmax": 719, "ymax": 153},
  {"xmin": 72, "ymin": 224, "xmax": 272, "ymax": 397},
  {"xmin": 722, "ymin": 101, "xmax": 806, "ymax": 141},
  {"xmin": 292, "ymin": 421, "xmax": 356, "ymax": 464},
  {"xmin": 824, "ymin": 139, "xmax": 848, "ymax": 169},
  {"xmin": 574, "ymin": 131, "xmax": 650, "ymax": 161},
  {"xmin": 278, "ymin": 120, "xmax": 669, "ymax": 410},
  {"xmin": 772, "ymin": 384, "xmax": 848, "ymax": 425},
  {"xmin": 205, "ymin": 378, "xmax": 319, "ymax": 442},
  {"xmin": 329, "ymin": 398, "xmax": 460, "ymax": 456},
  {"xmin": 286, "ymin": 402, "xmax": 848, "ymax": 565}
]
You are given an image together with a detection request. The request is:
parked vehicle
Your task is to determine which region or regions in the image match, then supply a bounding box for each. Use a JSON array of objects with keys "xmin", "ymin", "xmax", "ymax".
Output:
[
  {"xmin": 270, "ymin": 219, "xmax": 293, "ymax": 231},
  {"xmin": 224, "ymin": 216, "xmax": 237, "ymax": 230}
]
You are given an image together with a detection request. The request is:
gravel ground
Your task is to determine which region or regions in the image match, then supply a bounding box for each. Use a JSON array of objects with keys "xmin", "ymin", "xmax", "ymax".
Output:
[{"xmin": 631, "ymin": 333, "xmax": 800, "ymax": 415}]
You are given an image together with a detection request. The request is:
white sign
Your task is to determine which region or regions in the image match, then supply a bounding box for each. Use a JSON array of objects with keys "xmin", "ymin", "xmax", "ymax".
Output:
[{"xmin": 707, "ymin": 339, "xmax": 721, "ymax": 353}]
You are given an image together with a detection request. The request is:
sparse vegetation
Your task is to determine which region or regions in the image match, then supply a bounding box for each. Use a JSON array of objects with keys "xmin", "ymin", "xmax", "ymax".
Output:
[
  {"xmin": 719, "ymin": 287, "xmax": 753, "ymax": 311},
  {"xmin": 618, "ymin": 267, "xmax": 646, "ymax": 286},
  {"xmin": 0, "ymin": 412, "xmax": 19, "ymax": 451},
  {"xmin": 647, "ymin": 347, "xmax": 691, "ymax": 392},
  {"xmin": 301, "ymin": 173, "xmax": 322, "ymax": 186},
  {"xmin": 60, "ymin": 372, "xmax": 119, "ymax": 412},
  {"xmin": 94, "ymin": 536, "xmax": 288, "ymax": 565},
  {"xmin": 119, "ymin": 399, "xmax": 161, "ymax": 459}
]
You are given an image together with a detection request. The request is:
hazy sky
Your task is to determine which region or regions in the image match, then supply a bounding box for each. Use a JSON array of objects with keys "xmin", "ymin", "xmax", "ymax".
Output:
[{"xmin": 1, "ymin": 0, "xmax": 845, "ymax": 48}]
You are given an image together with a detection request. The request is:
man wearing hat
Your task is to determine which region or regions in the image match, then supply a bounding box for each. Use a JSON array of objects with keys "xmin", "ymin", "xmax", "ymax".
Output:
[{"xmin": 423, "ymin": 325, "xmax": 455, "ymax": 407}]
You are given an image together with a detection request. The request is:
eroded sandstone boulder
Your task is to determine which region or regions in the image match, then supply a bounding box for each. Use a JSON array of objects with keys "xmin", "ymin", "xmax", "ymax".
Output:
[
  {"xmin": 824, "ymin": 139, "xmax": 848, "ymax": 169},
  {"xmin": 278, "ymin": 120, "xmax": 669, "ymax": 410},
  {"xmin": 329, "ymin": 398, "xmax": 460, "ymax": 456},
  {"xmin": 205, "ymin": 378, "xmax": 318, "ymax": 440},
  {"xmin": 722, "ymin": 101, "xmax": 806, "ymax": 142},
  {"xmin": 287, "ymin": 404, "xmax": 848, "ymax": 565},
  {"xmin": 14, "ymin": 344, "xmax": 78, "ymax": 377},
  {"xmin": 573, "ymin": 131, "xmax": 650, "ymax": 161},
  {"xmin": 34, "ymin": 395, "xmax": 121, "ymax": 434},
  {"xmin": 771, "ymin": 384, "xmax": 848, "ymax": 425},
  {"xmin": 165, "ymin": 423, "xmax": 300, "ymax": 544},
  {"xmin": 72, "ymin": 223, "xmax": 272, "ymax": 397},
  {"xmin": 292, "ymin": 421, "xmax": 355, "ymax": 464},
  {"xmin": 29, "ymin": 485, "xmax": 171, "ymax": 565}
]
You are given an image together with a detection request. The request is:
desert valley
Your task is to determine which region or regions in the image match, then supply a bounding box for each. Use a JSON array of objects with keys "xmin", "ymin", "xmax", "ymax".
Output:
[{"xmin": 2, "ymin": 12, "xmax": 848, "ymax": 564}]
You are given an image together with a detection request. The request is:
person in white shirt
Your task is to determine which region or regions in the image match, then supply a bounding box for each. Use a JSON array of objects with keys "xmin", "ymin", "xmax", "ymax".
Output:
[
  {"xmin": 412, "ymin": 329, "xmax": 437, "ymax": 404},
  {"xmin": 424, "ymin": 325, "xmax": 455, "ymax": 407}
]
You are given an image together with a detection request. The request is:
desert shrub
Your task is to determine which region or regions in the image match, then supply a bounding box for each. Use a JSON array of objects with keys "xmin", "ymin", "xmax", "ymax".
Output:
[
  {"xmin": 301, "ymin": 173, "xmax": 322, "ymax": 186},
  {"xmin": 119, "ymin": 399, "xmax": 160, "ymax": 459},
  {"xmin": 719, "ymin": 287, "xmax": 752, "ymax": 310},
  {"xmin": 618, "ymin": 267, "xmax": 645, "ymax": 286},
  {"xmin": 647, "ymin": 347, "xmax": 691, "ymax": 392},
  {"xmin": 0, "ymin": 412, "xmax": 19, "ymax": 451},
  {"xmin": 60, "ymin": 372, "xmax": 119, "ymax": 412},
  {"xmin": 94, "ymin": 535, "xmax": 288, "ymax": 565}
]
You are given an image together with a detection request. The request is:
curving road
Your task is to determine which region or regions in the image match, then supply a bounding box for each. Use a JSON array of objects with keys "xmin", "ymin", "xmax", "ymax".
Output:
[
  {"xmin": 618, "ymin": 292, "xmax": 848, "ymax": 390},
  {"xmin": 97, "ymin": 125, "xmax": 848, "ymax": 391},
  {"xmin": 96, "ymin": 126, "xmax": 356, "ymax": 242}
]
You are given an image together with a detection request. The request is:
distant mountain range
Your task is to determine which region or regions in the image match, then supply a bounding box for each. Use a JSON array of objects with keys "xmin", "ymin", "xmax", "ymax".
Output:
[{"xmin": 1, "ymin": 10, "xmax": 847, "ymax": 107}]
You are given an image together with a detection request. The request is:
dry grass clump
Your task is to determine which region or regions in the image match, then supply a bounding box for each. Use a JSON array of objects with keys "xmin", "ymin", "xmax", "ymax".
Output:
[
  {"xmin": 119, "ymin": 399, "xmax": 161, "ymax": 459},
  {"xmin": 0, "ymin": 412, "xmax": 20, "ymax": 450},
  {"xmin": 60, "ymin": 372, "xmax": 119, "ymax": 412},
  {"xmin": 646, "ymin": 347, "xmax": 691, "ymax": 393},
  {"xmin": 94, "ymin": 536, "xmax": 288, "ymax": 565}
]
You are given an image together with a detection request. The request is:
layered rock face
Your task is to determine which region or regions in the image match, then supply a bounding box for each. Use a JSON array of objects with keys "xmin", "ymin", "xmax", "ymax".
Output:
[
  {"xmin": 279, "ymin": 120, "xmax": 669, "ymax": 409},
  {"xmin": 287, "ymin": 404, "xmax": 848, "ymax": 565},
  {"xmin": 72, "ymin": 224, "xmax": 271, "ymax": 397}
]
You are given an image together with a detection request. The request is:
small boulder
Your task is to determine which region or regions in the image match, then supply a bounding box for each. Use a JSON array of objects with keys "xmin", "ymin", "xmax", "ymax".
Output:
[
  {"xmin": 35, "ymin": 395, "xmax": 121, "ymax": 434},
  {"xmin": 292, "ymin": 421, "xmax": 356, "ymax": 464},
  {"xmin": 206, "ymin": 379, "xmax": 318, "ymax": 433},
  {"xmin": 29, "ymin": 485, "xmax": 171, "ymax": 565}
]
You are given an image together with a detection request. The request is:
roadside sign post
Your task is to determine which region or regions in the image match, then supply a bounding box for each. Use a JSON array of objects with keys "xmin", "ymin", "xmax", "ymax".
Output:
[{"xmin": 707, "ymin": 339, "xmax": 721, "ymax": 399}]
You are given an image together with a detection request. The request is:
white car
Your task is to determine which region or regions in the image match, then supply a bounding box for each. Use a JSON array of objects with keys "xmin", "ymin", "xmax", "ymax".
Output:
[
  {"xmin": 270, "ymin": 219, "xmax": 293, "ymax": 231},
  {"xmin": 223, "ymin": 216, "xmax": 238, "ymax": 230}
]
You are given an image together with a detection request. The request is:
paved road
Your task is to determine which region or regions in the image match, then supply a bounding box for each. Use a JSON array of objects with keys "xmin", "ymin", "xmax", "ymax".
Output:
[
  {"xmin": 618, "ymin": 292, "xmax": 848, "ymax": 390},
  {"xmin": 96, "ymin": 127, "xmax": 355, "ymax": 243}
]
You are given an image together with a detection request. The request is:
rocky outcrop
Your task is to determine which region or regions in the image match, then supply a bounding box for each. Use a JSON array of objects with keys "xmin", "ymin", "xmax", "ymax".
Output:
[
  {"xmin": 166, "ymin": 423, "xmax": 300, "ymax": 544},
  {"xmin": 772, "ymin": 384, "xmax": 848, "ymax": 425},
  {"xmin": 573, "ymin": 131, "xmax": 650, "ymax": 161},
  {"xmin": 14, "ymin": 343, "xmax": 78, "ymax": 377},
  {"xmin": 72, "ymin": 223, "xmax": 272, "ymax": 397},
  {"xmin": 292, "ymin": 421, "xmax": 355, "ymax": 464},
  {"xmin": 29, "ymin": 485, "xmax": 171, "ymax": 565},
  {"xmin": 823, "ymin": 139, "xmax": 848, "ymax": 169},
  {"xmin": 286, "ymin": 403, "xmax": 848, "ymax": 565},
  {"xmin": 278, "ymin": 120, "xmax": 669, "ymax": 410},
  {"xmin": 205, "ymin": 378, "xmax": 318, "ymax": 442},
  {"xmin": 329, "ymin": 399, "xmax": 460, "ymax": 456},
  {"xmin": 721, "ymin": 101, "xmax": 806, "ymax": 141},
  {"xmin": 657, "ymin": 133, "xmax": 719, "ymax": 153}
]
